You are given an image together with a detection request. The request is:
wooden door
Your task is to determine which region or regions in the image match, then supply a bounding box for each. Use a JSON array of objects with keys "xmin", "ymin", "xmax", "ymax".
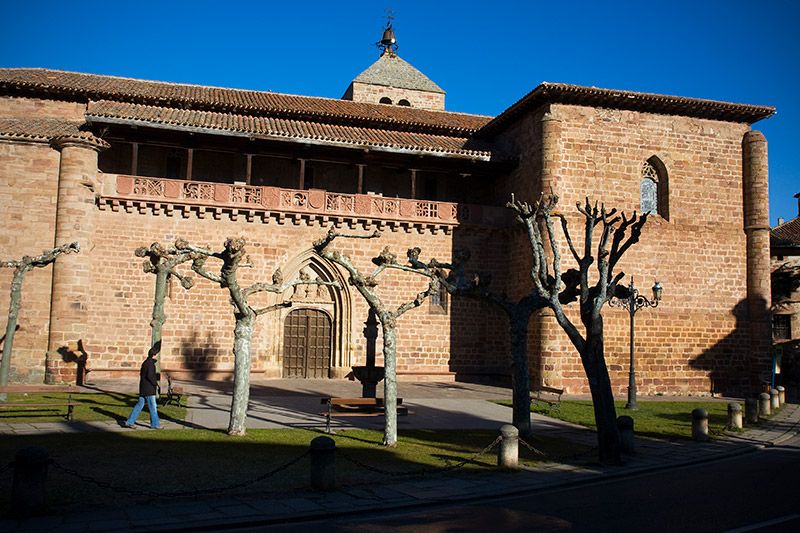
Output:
[{"xmin": 282, "ymin": 309, "xmax": 331, "ymax": 378}]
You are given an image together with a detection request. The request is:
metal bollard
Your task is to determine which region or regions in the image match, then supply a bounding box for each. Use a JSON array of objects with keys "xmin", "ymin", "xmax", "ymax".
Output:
[
  {"xmin": 11, "ymin": 446, "xmax": 50, "ymax": 517},
  {"xmin": 759, "ymin": 392, "xmax": 771, "ymax": 417},
  {"xmin": 497, "ymin": 424, "xmax": 519, "ymax": 469},
  {"xmin": 617, "ymin": 415, "xmax": 635, "ymax": 454},
  {"xmin": 770, "ymin": 389, "xmax": 780, "ymax": 411},
  {"xmin": 727, "ymin": 402, "xmax": 743, "ymax": 430},
  {"xmin": 744, "ymin": 398, "xmax": 759, "ymax": 425},
  {"xmin": 309, "ymin": 436, "xmax": 336, "ymax": 491},
  {"xmin": 776, "ymin": 385, "xmax": 785, "ymax": 406},
  {"xmin": 692, "ymin": 408, "xmax": 709, "ymax": 442}
]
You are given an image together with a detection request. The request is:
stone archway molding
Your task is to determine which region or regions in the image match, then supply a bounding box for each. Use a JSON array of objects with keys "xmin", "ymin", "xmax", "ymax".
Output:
[{"xmin": 274, "ymin": 249, "xmax": 353, "ymax": 378}]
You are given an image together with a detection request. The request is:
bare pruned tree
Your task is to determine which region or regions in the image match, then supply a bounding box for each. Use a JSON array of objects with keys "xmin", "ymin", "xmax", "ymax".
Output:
[
  {"xmin": 313, "ymin": 228, "xmax": 440, "ymax": 447},
  {"xmin": 434, "ymin": 249, "xmax": 548, "ymax": 437},
  {"xmin": 175, "ymin": 237, "xmax": 340, "ymax": 435},
  {"xmin": 508, "ymin": 194, "xmax": 648, "ymax": 464},
  {"xmin": 0, "ymin": 242, "xmax": 80, "ymax": 397},
  {"xmin": 135, "ymin": 242, "xmax": 197, "ymax": 370}
]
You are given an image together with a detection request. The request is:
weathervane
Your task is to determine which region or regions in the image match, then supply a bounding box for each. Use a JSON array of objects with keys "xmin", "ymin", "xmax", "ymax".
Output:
[{"xmin": 376, "ymin": 7, "xmax": 398, "ymax": 55}]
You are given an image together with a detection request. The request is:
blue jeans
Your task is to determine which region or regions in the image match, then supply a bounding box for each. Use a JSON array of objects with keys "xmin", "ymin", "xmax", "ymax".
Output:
[{"xmin": 126, "ymin": 395, "xmax": 160, "ymax": 428}]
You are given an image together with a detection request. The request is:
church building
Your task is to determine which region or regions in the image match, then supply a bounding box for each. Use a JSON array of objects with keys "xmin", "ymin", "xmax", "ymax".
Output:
[{"xmin": 0, "ymin": 23, "xmax": 776, "ymax": 395}]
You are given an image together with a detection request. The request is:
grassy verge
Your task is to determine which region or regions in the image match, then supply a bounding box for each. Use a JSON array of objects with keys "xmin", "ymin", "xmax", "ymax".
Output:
[
  {"xmin": 0, "ymin": 392, "xmax": 186, "ymax": 423},
  {"xmin": 496, "ymin": 399, "xmax": 730, "ymax": 440},
  {"xmin": 0, "ymin": 428, "xmax": 589, "ymax": 512}
]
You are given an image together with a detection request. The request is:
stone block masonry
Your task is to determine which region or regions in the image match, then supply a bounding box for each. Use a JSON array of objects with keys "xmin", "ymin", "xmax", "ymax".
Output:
[{"xmin": 499, "ymin": 103, "xmax": 767, "ymax": 396}]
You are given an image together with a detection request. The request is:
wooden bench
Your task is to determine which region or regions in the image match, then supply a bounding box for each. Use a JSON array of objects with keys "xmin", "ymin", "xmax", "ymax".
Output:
[
  {"xmin": 321, "ymin": 397, "xmax": 407, "ymax": 433},
  {"xmin": 531, "ymin": 386, "xmax": 564, "ymax": 412},
  {"xmin": 0, "ymin": 385, "xmax": 85, "ymax": 421},
  {"xmin": 160, "ymin": 373, "xmax": 184, "ymax": 407}
]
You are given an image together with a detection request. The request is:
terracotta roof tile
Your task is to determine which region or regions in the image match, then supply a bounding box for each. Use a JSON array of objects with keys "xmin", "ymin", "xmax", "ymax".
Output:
[
  {"xmin": 85, "ymin": 100, "xmax": 495, "ymax": 159},
  {"xmin": 772, "ymin": 217, "xmax": 800, "ymax": 247},
  {"xmin": 478, "ymin": 83, "xmax": 776, "ymax": 136},
  {"xmin": 0, "ymin": 68, "xmax": 489, "ymax": 135},
  {"xmin": 0, "ymin": 117, "xmax": 84, "ymax": 142}
]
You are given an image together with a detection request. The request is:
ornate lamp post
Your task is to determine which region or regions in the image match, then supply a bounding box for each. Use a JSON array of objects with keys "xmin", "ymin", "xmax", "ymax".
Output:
[{"xmin": 608, "ymin": 278, "xmax": 663, "ymax": 410}]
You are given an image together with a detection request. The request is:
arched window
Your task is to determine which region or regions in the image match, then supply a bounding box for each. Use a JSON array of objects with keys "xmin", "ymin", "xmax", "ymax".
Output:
[
  {"xmin": 398, "ymin": 99, "xmax": 411, "ymax": 107},
  {"xmin": 640, "ymin": 157, "xmax": 669, "ymax": 220},
  {"xmin": 379, "ymin": 97, "xmax": 392, "ymax": 105}
]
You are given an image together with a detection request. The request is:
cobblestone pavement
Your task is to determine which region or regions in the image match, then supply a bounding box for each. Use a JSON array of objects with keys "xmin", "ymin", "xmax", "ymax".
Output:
[{"xmin": 0, "ymin": 379, "xmax": 798, "ymax": 532}]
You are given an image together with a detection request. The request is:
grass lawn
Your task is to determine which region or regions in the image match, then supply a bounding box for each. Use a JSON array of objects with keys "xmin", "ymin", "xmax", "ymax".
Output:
[
  {"xmin": 0, "ymin": 428, "xmax": 590, "ymax": 512},
  {"xmin": 497, "ymin": 399, "xmax": 730, "ymax": 440},
  {"xmin": 0, "ymin": 392, "xmax": 186, "ymax": 423}
]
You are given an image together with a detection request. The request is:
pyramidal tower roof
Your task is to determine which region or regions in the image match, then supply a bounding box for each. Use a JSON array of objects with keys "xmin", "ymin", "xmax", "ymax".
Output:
[
  {"xmin": 343, "ymin": 21, "xmax": 446, "ymax": 111},
  {"xmin": 354, "ymin": 51, "xmax": 444, "ymax": 94}
]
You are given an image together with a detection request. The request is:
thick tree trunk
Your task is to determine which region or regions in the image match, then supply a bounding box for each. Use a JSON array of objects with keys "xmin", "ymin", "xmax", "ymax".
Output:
[
  {"xmin": 580, "ymin": 319, "xmax": 621, "ymax": 464},
  {"xmin": 228, "ymin": 314, "xmax": 254, "ymax": 436},
  {"xmin": 381, "ymin": 320, "xmax": 398, "ymax": 447},
  {"xmin": 0, "ymin": 270, "xmax": 24, "ymax": 399},
  {"xmin": 149, "ymin": 269, "xmax": 168, "ymax": 377},
  {"xmin": 509, "ymin": 312, "xmax": 532, "ymax": 437}
]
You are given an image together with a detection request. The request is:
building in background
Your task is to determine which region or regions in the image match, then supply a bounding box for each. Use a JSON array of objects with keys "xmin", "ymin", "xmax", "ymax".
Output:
[
  {"xmin": 771, "ymin": 192, "xmax": 800, "ymax": 388},
  {"xmin": 0, "ymin": 24, "xmax": 776, "ymax": 395}
]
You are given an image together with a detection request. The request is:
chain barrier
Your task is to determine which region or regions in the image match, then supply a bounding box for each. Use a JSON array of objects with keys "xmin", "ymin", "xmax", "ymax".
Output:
[
  {"xmin": 517, "ymin": 437, "xmax": 545, "ymax": 457},
  {"xmin": 50, "ymin": 450, "xmax": 309, "ymax": 499},
  {"xmin": 338, "ymin": 435, "xmax": 502, "ymax": 478}
]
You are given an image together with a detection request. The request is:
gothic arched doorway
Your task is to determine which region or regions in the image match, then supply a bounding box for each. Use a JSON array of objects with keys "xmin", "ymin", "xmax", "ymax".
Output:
[{"xmin": 282, "ymin": 308, "xmax": 331, "ymax": 378}]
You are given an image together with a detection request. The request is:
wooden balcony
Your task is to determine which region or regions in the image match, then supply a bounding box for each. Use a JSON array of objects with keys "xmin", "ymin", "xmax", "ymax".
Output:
[{"xmin": 98, "ymin": 174, "xmax": 508, "ymax": 230}]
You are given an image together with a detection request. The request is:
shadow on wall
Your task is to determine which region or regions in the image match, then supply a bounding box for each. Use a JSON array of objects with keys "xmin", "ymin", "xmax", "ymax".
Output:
[
  {"xmin": 176, "ymin": 330, "xmax": 223, "ymax": 380},
  {"xmin": 56, "ymin": 339, "xmax": 89, "ymax": 385},
  {"xmin": 689, "ymin": 298, "xmax": 769, "ymax": 397}
]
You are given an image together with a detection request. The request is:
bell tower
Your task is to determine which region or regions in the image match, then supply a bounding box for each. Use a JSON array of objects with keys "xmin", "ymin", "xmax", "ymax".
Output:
[{"xmin": 342, "ymin": 19, "xmax": 445, "ymax": 111}]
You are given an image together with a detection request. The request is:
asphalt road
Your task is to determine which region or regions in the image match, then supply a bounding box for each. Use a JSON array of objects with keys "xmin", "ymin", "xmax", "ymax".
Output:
[{"xmin": 256, "ymin": 434, "xmax": 800, "ymax": 533}]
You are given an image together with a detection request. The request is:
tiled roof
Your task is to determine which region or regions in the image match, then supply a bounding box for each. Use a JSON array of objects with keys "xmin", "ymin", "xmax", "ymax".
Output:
[
  {"xmin": 478, "ymin": 83, "xmax": 776, "ymax": 136},
  {"xmin": 0, "ymin": 117, "xmax": 84, "ymax": 142},
  {"xmin": 86, "ymin": 100, "xmax": 494, "ymax": 159},
  {"xmin": 0, "ymin": 68, "xmax": 487, "ymax": 135},
  {"xmin": 353, "ymin": 53, "xmax": 444, "ymax": 93},
  {"xmin": 772, "ymin": 217, "xmax": 800, "ymax": 247}
]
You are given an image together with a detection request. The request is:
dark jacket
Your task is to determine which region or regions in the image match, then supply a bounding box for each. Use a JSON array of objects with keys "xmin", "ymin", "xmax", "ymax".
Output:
[{"xmin": 139, "ymin": 357, "xmax": 159, "ymax": 396}]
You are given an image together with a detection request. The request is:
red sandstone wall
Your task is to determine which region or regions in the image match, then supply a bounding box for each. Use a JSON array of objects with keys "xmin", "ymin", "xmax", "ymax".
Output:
[
  {"xmin": 0, "ymin": 141, "xmax": 60, "ymax": 382},
  {"xmin": 499, "ymin": 102, "xmax": 753, "ymax": 395},
  {"xmin": 0, "ymin": 97, "xmax": 85, "ymax": 121},
  {"xmin": 348, "ymin": 82, "xmax": 445, "ymax": 111},
  {"xmin": 85, "ymin": 203, "xmax": 507, "ymax": 381}
]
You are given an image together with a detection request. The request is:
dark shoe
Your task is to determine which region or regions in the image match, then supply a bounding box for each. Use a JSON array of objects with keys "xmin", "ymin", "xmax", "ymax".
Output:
[{"xmin": 120, "ymin": 421, "xmax": 134, "ymax": 428}]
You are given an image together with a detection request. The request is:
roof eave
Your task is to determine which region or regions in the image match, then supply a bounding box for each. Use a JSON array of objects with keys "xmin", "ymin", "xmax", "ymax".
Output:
[
  {"xmin": 86, "ymin": 115, "xmax": 494, "ymax": 162},
  {"xmin": 476, "ymin": 83, "xmax": 776, "ymax": 138}
]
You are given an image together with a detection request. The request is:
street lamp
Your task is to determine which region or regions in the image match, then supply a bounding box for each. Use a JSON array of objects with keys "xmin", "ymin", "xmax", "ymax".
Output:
[{"xmin": 608, "ymin": 277, "xmax": 663, "ymax": 410}]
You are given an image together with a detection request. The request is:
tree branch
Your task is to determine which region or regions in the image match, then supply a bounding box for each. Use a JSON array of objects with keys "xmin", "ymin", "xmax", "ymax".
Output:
[
  {"xmin": 1, "ymin": 242, "xmax": 80, "ymax": 271},
  {"xmin": 254, "ymin": 301, "xmax": 293, "ymax": 316}
]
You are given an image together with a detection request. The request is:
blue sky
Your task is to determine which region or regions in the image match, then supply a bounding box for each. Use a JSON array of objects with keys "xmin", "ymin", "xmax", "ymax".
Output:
[{"xmin": 1, "ymin": 0, "xmax": 797, "ymax": 224}]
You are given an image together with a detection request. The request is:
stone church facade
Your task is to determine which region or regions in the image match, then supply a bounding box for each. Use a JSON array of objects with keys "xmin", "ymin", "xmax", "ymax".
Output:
[{"xmin": 0, "ymin": 27, "xmax": 776, "ymax": 395}]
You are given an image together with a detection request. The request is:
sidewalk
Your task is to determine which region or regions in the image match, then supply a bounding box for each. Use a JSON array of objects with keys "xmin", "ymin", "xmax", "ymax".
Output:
[{"xmin": 1, "ymin": 380, "xmax": 798, "ymax": 532}]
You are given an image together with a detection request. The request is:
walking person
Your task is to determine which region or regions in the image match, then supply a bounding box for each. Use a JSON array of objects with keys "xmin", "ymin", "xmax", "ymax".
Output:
[{"xmin": 123, "ymin": 346, "xmax": 162, "ymax": 429}]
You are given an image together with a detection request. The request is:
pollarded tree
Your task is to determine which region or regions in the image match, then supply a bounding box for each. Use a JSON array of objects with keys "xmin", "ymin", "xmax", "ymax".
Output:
[
  {"xmin": 135, "ymin": 242, "xmax": 197, "ymax": 367},
  {"xmin": 508, "ymin": 194, "xmax": 648, "ymax": 464},
  {"xmin": 176, "ymin": 237, "xmax": 339, "ymax": 436},
  {"xmin": 313, "ymin": 228, "xmax": 440, "ymax": 447},
  {"xmin": 433, "ymin": 249, "xmax": 548, "ymax": 438},
  {"xmin": 0, "ymin": 242, "xmax": 80, "ymax": 398}
]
